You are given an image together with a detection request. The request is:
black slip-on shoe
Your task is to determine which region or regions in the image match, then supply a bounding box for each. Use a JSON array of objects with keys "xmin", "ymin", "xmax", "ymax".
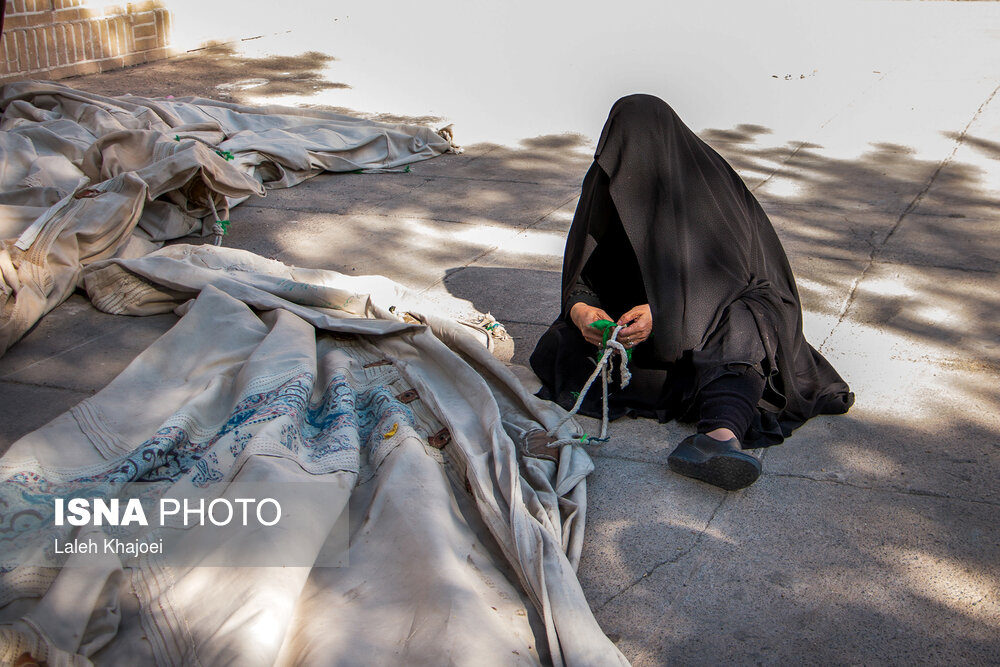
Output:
[{"xmin": 667, "ymin": 434, "xmax": 761, "ymax": 491}]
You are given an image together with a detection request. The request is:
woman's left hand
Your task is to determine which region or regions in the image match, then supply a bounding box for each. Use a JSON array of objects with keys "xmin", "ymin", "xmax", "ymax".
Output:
[{"xmin": 617, "ymin": 304, "xmax": 652, "ymax": 349}]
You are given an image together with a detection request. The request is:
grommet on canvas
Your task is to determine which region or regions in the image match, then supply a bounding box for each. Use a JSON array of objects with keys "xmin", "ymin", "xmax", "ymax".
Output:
[{"xmin": 395, "ymin": 389, "xmax": 418, "ymax": 404}]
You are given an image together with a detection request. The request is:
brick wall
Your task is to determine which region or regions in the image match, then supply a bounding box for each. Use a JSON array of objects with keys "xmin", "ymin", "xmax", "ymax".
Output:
[{"xmin": 0, "ymin": 0, "xmax": 174, "ymax": 82}]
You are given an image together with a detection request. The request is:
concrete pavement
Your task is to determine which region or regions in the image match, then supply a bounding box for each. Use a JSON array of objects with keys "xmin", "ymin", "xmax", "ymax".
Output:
[{"xmin": 2, "ymin": 1, "xmax": 999, "ymax": 664}]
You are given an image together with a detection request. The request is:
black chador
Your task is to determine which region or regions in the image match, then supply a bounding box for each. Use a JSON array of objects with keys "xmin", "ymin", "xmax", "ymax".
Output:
[{"xmin": 530, "ymin": 95, "xmax": 854, "ymax": 488}]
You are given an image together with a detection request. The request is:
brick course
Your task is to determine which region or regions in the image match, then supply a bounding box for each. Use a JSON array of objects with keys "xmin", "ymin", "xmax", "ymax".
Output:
[{"xmin": 0, "ymin": 0, "xmax": 175, "ymax": 82}]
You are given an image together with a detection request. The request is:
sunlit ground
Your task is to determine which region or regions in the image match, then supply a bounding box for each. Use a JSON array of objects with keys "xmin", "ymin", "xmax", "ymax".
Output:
[
  {"xmin": 26, "ymin": 1, "xmax": 998, "ymax": 661},
  {"xmin": 169, "ymin": 0, "xmax": 999, "ymax": 156}
]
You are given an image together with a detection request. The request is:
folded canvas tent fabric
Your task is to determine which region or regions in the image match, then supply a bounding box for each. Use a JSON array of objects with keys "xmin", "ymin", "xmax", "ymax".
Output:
[
  {"xmin": 0, "ymin": 244, "xmax": 629, "ymax": 666},
  {"xmin": 0, "ymin": 81, "xmax": 454, "ymax": 356}
]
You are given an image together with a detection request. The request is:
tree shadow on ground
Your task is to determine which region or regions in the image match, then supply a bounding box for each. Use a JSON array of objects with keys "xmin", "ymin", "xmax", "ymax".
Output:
[
  {"xmin": 60, "ymin": 50, "xmax": 1000, "ymax": 405},
  {"xmin": 427, "ymin": 124, "xmax": 1000, "ymax": 663},
  {"xmin": 67, "ymin": 44, "xmax": 344, "ymax": 102},
  {"xmin": 580, "ymin": 410, "xmax": 1000, "ymax": 664},
  {"xmin": 432, "ymin": 125, "xmax": 1000, "ymax": 363},
  {"xmin": 61, "ymin": 42, "xmax": 345, "ymax": 97},
  {"xmin": 34, "ymin": 53, "xmax": 1000, "ymax": 665},
  {"xmin": 66, "ymin": 44, "xmax": 446, "ymax": 126}
]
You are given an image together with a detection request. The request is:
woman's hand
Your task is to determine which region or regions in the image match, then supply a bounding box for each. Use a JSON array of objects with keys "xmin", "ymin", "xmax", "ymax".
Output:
[
  {"xmin": 569, "ymin": 303, "xmax": 614, "ymax": 346},
  {"xmin": 617, "ymin": 304, "xmax": 652, "ymax": 349}
]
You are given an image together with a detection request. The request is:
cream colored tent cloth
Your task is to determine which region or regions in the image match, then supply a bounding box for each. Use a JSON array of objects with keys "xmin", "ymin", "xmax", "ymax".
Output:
[
  {"xmin": 0, "ymin": 245, "xmax": 629, "ymax": 666},
  {"xmin": 0, "ymin": 81, "xmax": 454, "ymax": 356}
]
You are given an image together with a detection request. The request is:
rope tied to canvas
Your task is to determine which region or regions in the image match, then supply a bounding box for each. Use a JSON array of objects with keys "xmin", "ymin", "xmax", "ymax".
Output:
[{"xmin": 207, "ymin": 195, "xmax": 230, "ymax": 247}]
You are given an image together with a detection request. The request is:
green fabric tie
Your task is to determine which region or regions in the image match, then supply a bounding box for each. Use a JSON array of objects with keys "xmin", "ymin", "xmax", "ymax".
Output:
[{"xmin": 590, "ymin": 319, "xmax": 632, "ymax": 360}]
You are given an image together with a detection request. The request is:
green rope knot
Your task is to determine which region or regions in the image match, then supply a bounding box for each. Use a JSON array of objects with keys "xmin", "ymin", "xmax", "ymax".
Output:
[
  {"xmin": 215, "ymin": 219, "xmax": 231, "ymax": 234},
  {"xmin": 215, "ymin": 149, "xmax": 235, "ymax": 161},
  {"xmin": 589, "ymin": 319, "xmax": 633, "ymax": 360}
]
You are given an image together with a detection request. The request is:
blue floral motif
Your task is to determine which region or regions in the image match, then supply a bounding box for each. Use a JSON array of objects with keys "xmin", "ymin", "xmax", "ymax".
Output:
[
  {"xmin": 191, "ymin": 458, "xmax": 224, "ymax": 488},
  {"xmin": 279, "ymin": 423, "xmax": 299, "ymax": 453},
  {"xmin": 230, "ymin": 429, "xmax": 253, "ymax": 458},
  {"xmin": 0, "ymin": 367, "xmax": 420, "ymax": 564}
]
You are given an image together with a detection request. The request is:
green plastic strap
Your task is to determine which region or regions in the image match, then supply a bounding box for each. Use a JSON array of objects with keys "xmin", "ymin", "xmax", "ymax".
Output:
[{"xmin": 216, "ymin": 220, "xmax": 230, "ymax": 234}]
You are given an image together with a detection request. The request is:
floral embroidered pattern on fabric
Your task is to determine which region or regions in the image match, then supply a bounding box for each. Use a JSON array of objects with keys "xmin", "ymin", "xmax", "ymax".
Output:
[{"xmin": 0, "ymin": 367, "xmax": 417, "ymax": 567}]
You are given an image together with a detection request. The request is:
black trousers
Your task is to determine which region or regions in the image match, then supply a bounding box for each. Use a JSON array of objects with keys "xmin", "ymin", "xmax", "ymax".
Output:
[{"xmin": 696, "ymin": 370, "xmax": 766, "ymax": 439}]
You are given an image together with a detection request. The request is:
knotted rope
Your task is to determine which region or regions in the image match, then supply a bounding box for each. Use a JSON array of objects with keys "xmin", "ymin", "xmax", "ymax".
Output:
[
  {"xmin": 207, "ymin": 195, "xmax": 230, "ymax": 247},
  {"xmin": 546, "ymin": 320, "xmax": 632, "ymax": 448}
]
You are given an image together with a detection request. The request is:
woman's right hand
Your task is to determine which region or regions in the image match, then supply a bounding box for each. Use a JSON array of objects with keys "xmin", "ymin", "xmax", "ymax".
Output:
[{"xmin": 569, "ymin": 303, "xmax": 614, "ymax": 347}]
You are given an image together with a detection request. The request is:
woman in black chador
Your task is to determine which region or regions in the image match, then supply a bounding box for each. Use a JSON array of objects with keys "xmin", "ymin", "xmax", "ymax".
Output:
[{"xmin": 530, "ymin": 94, "xmax": 854, "ymax": 491}]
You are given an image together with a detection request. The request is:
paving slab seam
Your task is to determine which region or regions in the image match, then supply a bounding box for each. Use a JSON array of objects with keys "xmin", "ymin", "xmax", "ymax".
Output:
[
  {"xmin": 523, "ymin": 193, "xmax": 580, "ymax": 231},
  {"xmin": 820, "ymin": 81, "xmax": 1000, "ymax": 354},
  {"xmin": 413, "ymin": 173, "xmax": 583, "ymax": 187},
  {"xmin": 591, "ymin": 494, "xmax": 730, "ymax": 614},
  {"xmin": 881, "ymin": 355, "xmax": 1000, "ymax": 374},
  {"xmin": 588, "ymin": 451, "xmax": 673, "ymax": 468},
  {"xmin": 0, "ymin": 324, "xmax": 134, "ymax": 380},
  {"xmin": 907, "ymin": 211, "xmax": 999, "ymax": 223},
  {"xmin": 746, "ymin": 146, "xmax": 808, "ymax": 196},
  {"xmin": 418, "ymin": 249, "xmax": 501, "ymax": 297},
  {"xmin": 758, "ymin": 200, "xmax": 902, "ymax": 215},
  {"xmin": 592, "ymin": 447, "xmax": 773, "ymax": 469},
  {"xmin": 243, "ymin": 177, "xmax": 437, "ymax": 214},
  {"xmin": 750, "ymin": 72, "xmax": 891, "ymax": 197},
  {"xmin": 237, "ymin": 205, "xmax": 543, "ymax": 232},
  {"xmin": 0, "ymin": 379, "xmax": 92, "ymax": 396},
  {"xmin": 770, "ymin": 472, "xmax": 1000, "ymax": 509},
  {"xmin": 415, "ymin": 193, "xmax": 581, "ymax": 296},
  {"xmin": 873, "ymin": 257, "xmax": 999, "ymax": 276},
  {"xmin": 437, "ymin": 145, "xmax": 502, "ymax": 167},
  {"xmin": 588, "ymin": 450, "xmax": 1000, "ymax": 508},
  {"xmin": 365, "ymin": 212, "xmax": 530, "ymax": 227}
]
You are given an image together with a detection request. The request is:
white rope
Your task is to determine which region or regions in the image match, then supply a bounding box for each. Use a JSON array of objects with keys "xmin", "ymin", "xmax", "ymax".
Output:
[
  {"xmin": 547, "ymin": 325, "xmax": 632, "ymax": 446},
  {"xmin": 208, "ymin": 195, "xmax": 226, "ymax": 246}
]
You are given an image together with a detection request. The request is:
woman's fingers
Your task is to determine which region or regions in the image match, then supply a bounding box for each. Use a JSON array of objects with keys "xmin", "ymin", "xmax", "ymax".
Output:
[
  {"xmin": 587, "ymin": 309, "xmax": 614, "ymax": 346},
  {"xmin": 570, "ymin": 304, "xmax": 616, "ymax": 346},
  {"xmin": 617, "ymin": 304, "xmax": 653, "ymax": 344},
  {"xmin": 618, "ymin": 304, "xmax": 651, "ymax": 328},
  {"xmin": 572, "ymin": 304, "xmax": 656, "ymax": 348}
]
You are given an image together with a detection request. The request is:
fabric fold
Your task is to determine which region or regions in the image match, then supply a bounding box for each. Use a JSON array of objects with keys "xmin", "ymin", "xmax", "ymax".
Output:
[
  {"xmin": 0, "ymin": 80, "xmax": 455, "ymax": 357},
  {"xmin": 2, "ymin": 245, "xmax": 628, "ymax": 666}
]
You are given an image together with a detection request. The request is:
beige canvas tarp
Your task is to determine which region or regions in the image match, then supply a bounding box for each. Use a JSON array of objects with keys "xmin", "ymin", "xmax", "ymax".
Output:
[
  {"xmin": 0, "ymin": 80, "xmax": 454, "ymax": 356},
  {"xmin": 0, "ymin": 245, "xmax": 628, "ymax": 666},
  {"xmin": 0, "ymin": 82, "xmax": 628, "ymax": 665}
]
